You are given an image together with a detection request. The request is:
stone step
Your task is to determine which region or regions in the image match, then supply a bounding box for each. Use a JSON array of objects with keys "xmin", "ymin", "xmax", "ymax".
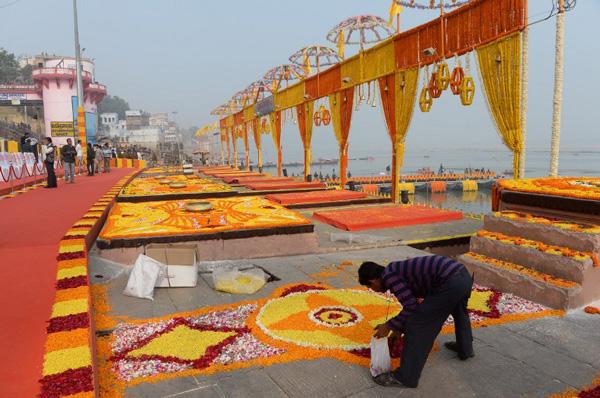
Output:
[
  {"xmin": 484, "ymin": 211, "xmax": 600, "ymax": 254},
  {"xmin": 458, "ymin": 252, "xmax": 582, "ymax": 309},
  {"xmin": 470, "ymin": 231, "xmax": 597, "ymax": 284}
]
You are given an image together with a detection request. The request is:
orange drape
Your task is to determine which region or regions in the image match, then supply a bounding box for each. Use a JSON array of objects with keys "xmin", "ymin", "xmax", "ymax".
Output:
[
  {"xmin": 252, "ymin": 119, "xmax": 262, "ymax": 169},
  {"xmin": 225, "ymin": 128, "xmax": 231, "ymax": 166},
  {"xmin": 296, "ymin": 102, "xmax": 315, "ymax": 181},
  {"xmin": 378, "ymin": 74, "xmax": 397, "ymax": 203},
  {"xmin": 329, "ymin": 87, "xmax": 354, "ymax": 188},
  {"xmin": 305, "ymin": 64, "xmax": 341, "ymax": 99}
]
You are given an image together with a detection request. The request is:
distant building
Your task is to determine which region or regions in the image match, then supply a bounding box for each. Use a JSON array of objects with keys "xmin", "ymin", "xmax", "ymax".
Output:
[{"xmin": 101, "ymin": 113, "xmax": 118, "ymax": 126}]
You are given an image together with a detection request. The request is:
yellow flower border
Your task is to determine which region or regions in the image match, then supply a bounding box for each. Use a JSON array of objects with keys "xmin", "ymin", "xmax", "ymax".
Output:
[{"xmin": 39, "ymin": 170, "xmax": 140, "ymax": 398}]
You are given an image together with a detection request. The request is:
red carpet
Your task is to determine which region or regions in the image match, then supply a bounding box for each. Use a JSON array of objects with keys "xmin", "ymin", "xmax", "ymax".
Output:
[
  {"xmin": 266, "ymin": 190, "xmax": 367, "ymax": 205},
  {"xmin": 0, "ymin": 168, "xmax": 133, "ymax": 397},
  {"xmin": 312, "ymin": 205, "xmax": 463, "ymax": 231},
  {"xmin": 245, "ymin": 182, "xmax": 327, "ymax": 191},
  {"xmin": 222, "ymin": 176, "xmax": 294, "ymax": 184}
]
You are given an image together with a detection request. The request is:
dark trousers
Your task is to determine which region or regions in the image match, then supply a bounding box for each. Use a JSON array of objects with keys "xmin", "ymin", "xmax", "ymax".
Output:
[
  {"xmin": 45, "ymin": 161, "xmax": 57, "ymax": 187},
  {"xmin": 393, "ymin": 268, "xmax": 473, "ymax": 387},
  {"xmin": 87, "ymin": 160, "xmax": 94, "ymax": 176}
]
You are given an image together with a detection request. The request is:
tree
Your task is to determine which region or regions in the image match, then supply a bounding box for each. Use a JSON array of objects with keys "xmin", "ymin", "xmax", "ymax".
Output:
[
  {"xmin": 97, "ymin": 95, "xmax": 130, "ymax": 121},
  {"xmin": 0, "ymin": 47, "xmax": 20, "ymax": 84}
]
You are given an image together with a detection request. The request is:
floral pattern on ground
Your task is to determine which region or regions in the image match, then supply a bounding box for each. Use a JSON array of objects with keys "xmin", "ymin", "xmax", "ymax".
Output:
[
  {"xmin": 120, "ymin": 175, "xmax": 234, "ymax": 197},
  {"xmin": 98, "ymin": 196, "xmax": 312, "ymax": 240}
]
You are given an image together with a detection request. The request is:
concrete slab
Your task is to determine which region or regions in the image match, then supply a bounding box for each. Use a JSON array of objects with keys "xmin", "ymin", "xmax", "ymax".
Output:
[
  {"xmin": 264, "ymin": 359, "xmax": 374, "ymax": 398},
  {"xmin": 217, "ymin": 369, "xmax": 289, "ymax": 398},
  {"xmin": 124, "ymin": 375, "xmax": 199, "ymax": 398},
  {"xmin": 473, "ymin": 326, "xmax": 595, "ymax": 387}
]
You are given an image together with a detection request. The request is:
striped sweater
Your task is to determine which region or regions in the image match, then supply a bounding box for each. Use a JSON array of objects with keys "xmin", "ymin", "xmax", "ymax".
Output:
[{"xmin": 382, "ymin": 255, "xmax": 464, "ymax": 332}]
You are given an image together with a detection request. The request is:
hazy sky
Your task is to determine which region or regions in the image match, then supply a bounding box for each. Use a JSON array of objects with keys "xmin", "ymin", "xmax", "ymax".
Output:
[{"xmin": 2, "ymin": 0, "xmax": 599, "ymax": 162}]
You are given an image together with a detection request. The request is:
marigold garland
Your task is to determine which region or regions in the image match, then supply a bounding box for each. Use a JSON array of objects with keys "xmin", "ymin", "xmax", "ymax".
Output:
[
  {"xmin": 477, "ymin": 230, "xmax": 598, "ymax": 267},
  {"xmin": 120, "ymin": 175, "xmax": 234, "ymax": 197},
  {"xmin": 463, "ymin": 252, "xmax": 580, "ymax": 289},
  {"xmin": 496, "ymin": 211, "xmax": 600, "ymax": 234}
]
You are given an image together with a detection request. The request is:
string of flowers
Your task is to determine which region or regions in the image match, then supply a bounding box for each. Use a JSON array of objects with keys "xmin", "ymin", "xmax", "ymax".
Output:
[
  {"xmin": 496, "ymin": 211, "xmax": 600, "ymax": 234},
  {"xmin": 463, "ymin": 252, "xmax": 580, "ymax": 289},
  {"xmin": 38, "ymin": 170, "xmax": 140, "ymax": 398},
  {"xmin": 477, "ymin": 230, "xmax": 599, "ymax": 267}
]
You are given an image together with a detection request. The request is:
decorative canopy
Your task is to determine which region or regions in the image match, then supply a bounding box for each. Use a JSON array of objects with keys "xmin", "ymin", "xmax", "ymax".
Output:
[
  {"xmin": 394, "ymin": 0, "xmax": 471, "ymax": 10},
  {"xmin": 241, "ymin": 79, "xmax": 272, "ymax": 102},
  {"xmin": 264, "ymin": 64, "xmax": 304, "ymax": 82},
  {"xmin": 326, "ymin": 15, "xmax": 394, "ymax": 46},
  {"xmin": 289, "ymin": 46, "xmax": 342, "ymax": 70}
]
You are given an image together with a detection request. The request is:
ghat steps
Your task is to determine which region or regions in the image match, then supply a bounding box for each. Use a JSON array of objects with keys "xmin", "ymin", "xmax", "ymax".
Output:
[{"xmin": 459, "ymin": 211, "xmax": 600, "ymax": 310}]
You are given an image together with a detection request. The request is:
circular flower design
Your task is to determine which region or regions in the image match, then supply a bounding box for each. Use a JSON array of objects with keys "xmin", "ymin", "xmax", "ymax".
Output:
[
  {"xmin": 255, "ymin": 289, "xmax": 400, "ymax": 350},
  {"xmin": 309, "ymin": 306, "xmax": 363, "ymax": 328}
]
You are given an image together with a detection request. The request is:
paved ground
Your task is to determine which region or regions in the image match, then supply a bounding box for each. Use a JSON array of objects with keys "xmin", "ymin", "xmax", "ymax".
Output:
[{"xmin": 91, "ymin": 244, "xmax": 600, "ymax": 398}]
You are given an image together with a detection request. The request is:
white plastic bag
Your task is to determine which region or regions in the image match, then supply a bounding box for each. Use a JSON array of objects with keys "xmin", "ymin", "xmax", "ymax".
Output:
[
  {"xmin": 370, "ymin": 336, "xmax": 392, "ymax": 377},
  {"xmin": 212, "ymin": 267, "xmax": 266, "ymax": 294},
  {"xmin": 123, "ymin": 254, "xmax": 166, "ymax": 300}
]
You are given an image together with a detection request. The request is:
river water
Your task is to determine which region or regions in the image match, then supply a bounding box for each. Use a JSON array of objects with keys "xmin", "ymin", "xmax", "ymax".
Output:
[{"xmin": 256, "ymin": 148, "xmax": 599, "ymax": 216}]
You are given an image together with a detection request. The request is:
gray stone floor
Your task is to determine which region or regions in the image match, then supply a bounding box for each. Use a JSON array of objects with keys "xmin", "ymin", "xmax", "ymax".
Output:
[{"xmin": 91, "ymin": 245, "xmax": 600, "ymax": 398}]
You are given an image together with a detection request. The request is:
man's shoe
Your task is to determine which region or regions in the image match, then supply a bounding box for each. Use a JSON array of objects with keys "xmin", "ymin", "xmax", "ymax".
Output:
[{"xmin": 444, "ymin": 342, "xmax": 475, "ymax": 360}]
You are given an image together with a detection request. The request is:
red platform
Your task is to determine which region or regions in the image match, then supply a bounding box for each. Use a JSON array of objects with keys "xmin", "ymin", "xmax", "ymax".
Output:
[
  {"xmin": 312, "ymin": 205, "xmax": 463, "ymax": 231},
  {"xmin": 211, "ymin": 172, "xmax": 265, "ymax": 178},
  {"xmin": 266, "ymin": 189, "xmax": 367, "ymax": 205},
  {"xmin": 245, "ymin": 182, "xmax": 327, "ymax": 191},
  {"xmin": 221, "ymin": 176, "xmax": 294, "ymax": 184}
]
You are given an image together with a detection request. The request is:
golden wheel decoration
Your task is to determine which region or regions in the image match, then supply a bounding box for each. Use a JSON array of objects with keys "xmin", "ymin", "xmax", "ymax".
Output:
[
  {"xmin": 321, "ymin": 109, "xmax": 331, "ymax": 126},
  {"xmin": 460, "ymin": 76, "xmax": 475, "ymax": 105},
  {"xmin": 314, "ymin": 112, "xmax": 322, "ymax": 126},
  {"xmin": 450, "ymin": 66, "xmax": 464, "ymax": 95},
  {"xmin": 419, "ymin": 86, "xmax": 433, "ymax": 112},
  {"xmin": 435, "ymin": 62, "xmax": 450, "ymax": 91},
  {"xmin": 428, "ymin": 72, "xmax": 442, "ymax": 98}
]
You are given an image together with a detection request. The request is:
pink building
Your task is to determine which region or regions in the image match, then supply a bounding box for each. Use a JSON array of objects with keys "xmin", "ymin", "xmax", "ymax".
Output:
[{"xmin": 0, "ymin": 55, "xmax": 107, "ymax": 146}]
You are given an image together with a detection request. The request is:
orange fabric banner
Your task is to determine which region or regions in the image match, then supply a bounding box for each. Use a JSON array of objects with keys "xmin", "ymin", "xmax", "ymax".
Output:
[
  {"xmin": 305, "ymin": 64, "xmax": 341, "ymax": 99},
  {"xmin": 393, "ymin": 0, "xmax": 525, "ymax": 70}
]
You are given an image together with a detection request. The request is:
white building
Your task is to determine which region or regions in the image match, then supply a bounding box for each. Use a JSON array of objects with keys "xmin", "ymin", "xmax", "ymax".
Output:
[{"xmin": 101, "ymin": 113, "xmax": 118, "ymax": 126}]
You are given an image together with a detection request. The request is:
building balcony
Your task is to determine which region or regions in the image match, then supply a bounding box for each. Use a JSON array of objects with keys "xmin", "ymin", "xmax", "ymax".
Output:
[{"xmin": 32, "ymin": 67, "xmax": 93, "ymax": 82}]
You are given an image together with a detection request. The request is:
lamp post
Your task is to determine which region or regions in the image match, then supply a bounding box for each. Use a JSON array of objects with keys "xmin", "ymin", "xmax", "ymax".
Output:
[
  {"xmin": 172, "ymin": 111, "xmax": 183, "ymax": 165},
  {"xmin": 72, "ymin": 0, "xmax": 86, "ymax": 157}
]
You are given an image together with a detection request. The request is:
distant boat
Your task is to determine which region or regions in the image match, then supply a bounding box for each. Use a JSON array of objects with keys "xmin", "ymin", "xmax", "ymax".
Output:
[
  {"xmin": 424, "ymin": 155, "xmax": 430, "ymax": 158},
  {"xmin": 416, "ymin": 167, "xmax": 434, "ymax": 175},
  {"xmin": 502, "ymin": 169, "xmax": 514, "ymax": 176}
]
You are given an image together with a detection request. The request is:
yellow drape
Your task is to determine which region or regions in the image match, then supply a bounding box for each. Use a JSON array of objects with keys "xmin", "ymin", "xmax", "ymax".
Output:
[
  {"xmin": 296, "ymin": 101, "xmax": 315, "ymax": 181},
  {"xmin": 268, "ymin": 112, "xmax": 283, "ymax": 176},
  {"xmin": 244, "ymin": 104, "xmax": 255, "ymax": 122},
  {"xmin": 476, "ymin": 32, "xmax": 523, "ymax": 179},
  {"xmin": 275, "ymin": 81, "xmax": 305, "ymax": 110},
  {"xmin": 394, "ymin": 67, "xmax": 420, "ymax": 171}
]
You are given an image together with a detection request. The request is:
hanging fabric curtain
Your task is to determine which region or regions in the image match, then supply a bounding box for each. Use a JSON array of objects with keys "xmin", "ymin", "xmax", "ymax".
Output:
[
  {"xmin": 252, "ymin": 119, "xmax": 262, "ymax": 169},
  {"xmin": 329, "ymin": 87, "xmax": 354, "ymax": 188},
  {"xmin": 295, "ymin": 101, "xmax": 315, "ymax": 181},
  {"xmin": 231, "ymin": 127, "xmax": 239, "ymax": 168},
  {"xmin": 225, "ymin": 129, "xmax": 231, "ymax": 166},
  {"xmin": 269, "ymin": 111, "xmax": 283, "ymax": 176},
  {"xmin": 243, "ymin": 122, "xmax": 250, "ymax": 170},
  {"xmin": 475, "ymin": 32, "xmax": 523, "ymax": 179},
  {"xmin": 378, "ymin": 68, "xmax": 420, "ymax": 202}
]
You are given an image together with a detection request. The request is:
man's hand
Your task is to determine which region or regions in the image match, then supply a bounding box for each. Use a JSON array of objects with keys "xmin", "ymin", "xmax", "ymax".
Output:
[
  {"xmin": 373, "ymin": 323, "xmax": 391, "ymax": 339},
  {"xmin": 390, "ymin": 330, "xmax": 402, "ymax": 344}
]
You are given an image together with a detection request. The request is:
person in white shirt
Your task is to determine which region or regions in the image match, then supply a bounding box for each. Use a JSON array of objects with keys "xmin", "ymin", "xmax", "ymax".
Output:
[
  {"xmin": 75, "ymin": 140, "xmax": 84, "ymax": 173},
  {"xmin": 137, "ymin": 152, "xmax": 143, "ymax": 160},
  {"xmin": 43, "ymin": 137, "xmax": 57, "ymax": 188}
]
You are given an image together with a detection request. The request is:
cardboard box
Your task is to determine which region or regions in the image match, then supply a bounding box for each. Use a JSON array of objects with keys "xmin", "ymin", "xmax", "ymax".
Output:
[{"xmin": 145, "ymin": 243, "xmax": 198, "ymax": 287}]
